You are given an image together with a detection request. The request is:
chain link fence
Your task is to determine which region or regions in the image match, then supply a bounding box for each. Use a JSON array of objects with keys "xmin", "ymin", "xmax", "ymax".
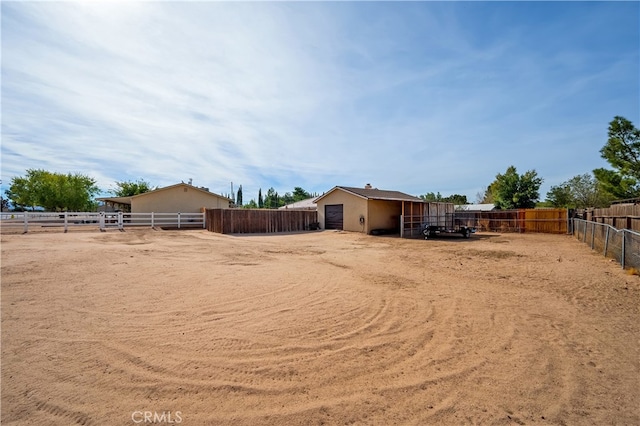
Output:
[{"xmin": 573, "ymin": 218, "xmax": 640, "ymax": 270}]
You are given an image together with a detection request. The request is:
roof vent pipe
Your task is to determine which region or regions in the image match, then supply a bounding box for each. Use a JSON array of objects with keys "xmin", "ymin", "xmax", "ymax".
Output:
[{"xmin": 364, "ymin": 183, "xmax": 372, "ymax": 189}]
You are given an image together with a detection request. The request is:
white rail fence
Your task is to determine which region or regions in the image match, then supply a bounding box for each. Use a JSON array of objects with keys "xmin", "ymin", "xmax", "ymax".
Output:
[{"xmin": 0, "ymin": 212, "xmax": 205, "ymax": 233}]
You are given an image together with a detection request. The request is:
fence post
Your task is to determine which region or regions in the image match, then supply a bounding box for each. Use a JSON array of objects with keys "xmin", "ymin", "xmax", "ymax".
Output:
[
  {"xmin": 99, "ymin": 212, "xmax": 105, "ymax": 231},
  {"xmin": 202, "ymin": 212, "xmax": 206, "ymax": 229},
  {"xmin": 151, "ymin": 212, "xmax": 155, "ymax": 228},
  {"xmin": 118, "ymin": 211, "xmax": 124, "ymax": 231},
  {"xmin": 621, "ymin": 230, "xmax": 626, "ymax": 269},
  {"xmin": 603, "ymin": 226, "xmax": 610, "ymax": 257},
  {"xmin": 591, "ymin": 223, "xmax": 595, "ymax": 249},
  {"xmin": 400, "ymin": 215, "xmax": 404, "ymax": 238},
  {"xmin": 64, "ymin": 211, "xmax": 68, "ymax": 233},
  {"xmin": 23, "ymin": 213, "xmax": 28, "ymax": 233},
  {"xmin": 178, "ymin": 212, "xmax": 181, "ymax": 229}
]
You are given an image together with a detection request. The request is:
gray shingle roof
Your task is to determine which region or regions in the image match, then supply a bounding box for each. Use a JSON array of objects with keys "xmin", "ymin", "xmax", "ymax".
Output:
[{"xmin": 335, "ymin": 186, "xmax": 422, "ymax": 202}]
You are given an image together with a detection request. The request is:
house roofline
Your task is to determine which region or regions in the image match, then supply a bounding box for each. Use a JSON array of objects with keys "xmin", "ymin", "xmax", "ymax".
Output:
[
  {"xmin": 96, "ymin": 196, "xmax": 133, "ymax": 205},
  {"xmin": 314, "ymin": 186, "xmax": 423, "ymax": 203},
  {"xmin": 130, "ymin": 183, "xmax": 232, "ymax": 201},
  {"xmin": 314, "ymin": 186, "xmax": 367, "ymax": 203}
]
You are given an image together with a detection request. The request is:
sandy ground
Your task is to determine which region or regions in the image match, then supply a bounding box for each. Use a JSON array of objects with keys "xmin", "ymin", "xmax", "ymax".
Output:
[{"xmin": 1, "ymin": 228, "xmax": 639, "ymax": 425}]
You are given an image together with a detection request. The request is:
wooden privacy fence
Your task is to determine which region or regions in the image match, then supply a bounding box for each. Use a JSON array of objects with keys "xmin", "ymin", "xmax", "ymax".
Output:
[
  {"xmin": 523, "ymin": 209, "xmax": 569, "ymax": 233},
  {"xmin": 585, "ymin": 203, "xmax": 640, "ymax": 232},
  {"xmin": 206, "ymin": 209, "xmax": 318, "ymax": 234},
  {"xmin": 455, "ymin": 209, "xmax": 569, "ymax": 234}
]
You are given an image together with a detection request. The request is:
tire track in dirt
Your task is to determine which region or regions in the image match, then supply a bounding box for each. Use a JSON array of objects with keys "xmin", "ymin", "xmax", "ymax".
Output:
[
  {"xmin": 6, "ymin": 232, "xmax": 531, "ymax": 423},
  {"xmin": 73, "ymin": 242, "xmax": 449, "ymax": 422},
  {"xmin": 3, "ymin": 230, "xmax": 639, "ymax": 424},
  {"xmin": 25, "ymin": 390, "xmax": 95, "ymax": 426}
]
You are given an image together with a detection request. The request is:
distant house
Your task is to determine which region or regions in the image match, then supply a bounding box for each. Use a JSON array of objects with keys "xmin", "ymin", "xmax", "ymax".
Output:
[
  {"xmin": 278, "ymin": 198, "xmax": 317, "ymax": 210},
  {"xmin": 97, "ymin": 196, "xmax": 133, "ymax": 213},
  {"xmin": 314, "ymin": 184, "xmax": 426, "ymax": 234},
  {"xmin": 455, "ymin": 203, "xmax": 497, "ymax": 211},
  {"xmin": 97, "ymin": 183, "xmax": 231, "ymax": 213}
]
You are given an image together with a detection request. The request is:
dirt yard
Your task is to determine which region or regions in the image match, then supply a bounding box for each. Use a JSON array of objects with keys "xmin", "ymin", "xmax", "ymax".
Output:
[{"xmin": 1, "ymin": 229, "xmax": 638, "ymax": 425}]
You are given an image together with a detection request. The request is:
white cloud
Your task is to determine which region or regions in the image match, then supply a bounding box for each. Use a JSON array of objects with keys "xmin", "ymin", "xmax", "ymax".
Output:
[{"xmin": 2, "ymin": 2, "xmax": 638, "ymax": 202}]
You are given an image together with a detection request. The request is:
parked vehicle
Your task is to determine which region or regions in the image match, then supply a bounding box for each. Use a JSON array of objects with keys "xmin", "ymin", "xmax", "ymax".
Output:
[{"xmin": 423, "ymin": 214, "xmax": 476, "ymax": 239}]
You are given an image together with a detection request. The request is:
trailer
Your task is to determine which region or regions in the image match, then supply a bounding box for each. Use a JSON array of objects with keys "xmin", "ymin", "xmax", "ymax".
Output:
[{"xmin": 423, "ymin": 212, "xmax": 476, "ymax": 239}]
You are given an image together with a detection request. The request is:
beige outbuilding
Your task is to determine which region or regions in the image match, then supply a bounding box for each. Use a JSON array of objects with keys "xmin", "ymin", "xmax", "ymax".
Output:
[
  {"xmin": 131, "ymin": 183, "xmax": 231, "ymax": 213},
  {"xmin": 98, "ymin": 183, "xmax": 231, "ymax": 213},
  {"xmin": 314, "ymin": 185, "xmax": 427, "ymax": 234}
]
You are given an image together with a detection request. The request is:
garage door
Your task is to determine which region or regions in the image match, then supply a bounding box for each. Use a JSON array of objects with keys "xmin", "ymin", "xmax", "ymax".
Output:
[{"xmin": 325, "ymin": 204, "xmax": 344, "ymax": 230}]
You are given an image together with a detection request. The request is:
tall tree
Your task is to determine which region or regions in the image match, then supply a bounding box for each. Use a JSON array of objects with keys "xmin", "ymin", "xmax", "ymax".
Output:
[
  {"xmin": 593, "ymin": 116, "xmax": 640, "ymax": 199},
  {"xmin": 488, "ymin": 166, "xmax": 543, "ymax": 209},
  {"xmin": 236, "ymin": 185, "xmax": 243, "ymax": 207},
  {"xmin": 420, "ymin": 192, "xmax": 442, "ymax": 202},
  {"xmin": 275, "ymin": 187, "xmax": 313, "ymax": 206},
  {"xmin": 258, "ymin": 188, "xmax": 264, "ymax": 208},
  {"xmin": 545, "ymin": 184, "xmax": 573, "ymax": 209},
  {"xmin": 5, "ymin": 175, "xmax": 37, "ymax": 210},
  {"xmin": 6, "ymin": 169, "xmax": 99, "ymax": 211},
  {"xmin": 477, "ymin": 184, "xmax": 496, "ymax": 204},
  {"xmin": 111, "ymin": 179, "xmax": 155, "ymax": 197},
  {"xmin": 244, "ymin": 199, "xmax": 258, "ymax": 209},
  {"xmin": 292, "ymin": 187, "xmax": 311, "ymax": 201},
  {"xmin": 546, "ymin": 173, "xmax": 612, "ymax": 208},
  {"xmin": 281, "ymin": 192, "xmax": 294, "ymax": 205},
  {"xmin": 420, "ymin": 192, "xmax": 468, "ymax": 204},
  {"xmin": 264, "ymin": 187, "xmax": 275, "ymax": 209},
  {"xmin": 263, "ymin": 187, "xmax": 283, "ymax": 208},
  {"xmin": 444, "ymin": 194, "xmax": 468, "ymax": 205}
]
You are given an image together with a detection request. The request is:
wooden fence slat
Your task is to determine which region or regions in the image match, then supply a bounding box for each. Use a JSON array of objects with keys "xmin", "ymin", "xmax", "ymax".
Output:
[
  {"xmin": 454, "ymin": 209, "xmax": 567, "ymax": 233},
  {"xmin": 581, "ymin": 203, "xmax": 639, "ymax": 232},
  {"xmin": 206, "ymin": 209, "xmax": 318, "ymax": 234},
  {"xmin": 524, "ymin": 209, "xmax": 567, "ymax": 234}
]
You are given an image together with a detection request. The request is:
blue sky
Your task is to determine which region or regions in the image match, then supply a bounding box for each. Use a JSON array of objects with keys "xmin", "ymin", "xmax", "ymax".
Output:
[{"xmin": 2, "ymin": 1, "xmax": 639, "ymax": 204}]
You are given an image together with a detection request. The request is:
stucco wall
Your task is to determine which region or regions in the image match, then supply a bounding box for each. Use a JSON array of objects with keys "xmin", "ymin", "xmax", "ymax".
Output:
[
  {"xmin": 132, "ymin": 186, "xmax": 230, "ymax": 213},
  {"xmin": 316, "ymin": 190, "xmax": 368, "ymax": 233},
  {"xmin": 367, "ymin": 200, "xmax": 402, "ymax": 233}
]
